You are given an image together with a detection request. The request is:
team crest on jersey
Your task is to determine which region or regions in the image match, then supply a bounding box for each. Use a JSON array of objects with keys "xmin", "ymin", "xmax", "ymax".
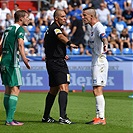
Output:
[{"xmin": 54, "ymin": 29, "xmax": 62, "ymax": 35}]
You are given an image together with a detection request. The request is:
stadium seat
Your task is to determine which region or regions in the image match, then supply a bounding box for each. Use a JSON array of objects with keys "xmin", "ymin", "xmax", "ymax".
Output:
[
  {"xmin": 27, "ymin": 25, "xmax": 36, "ymax": 32},
  {"xmin": 71, "ymin": 48, "xmax": 80, "ymax": 55},
  {"xmin": 111, "ymin": 48, "xmax": 121, "ymax": 55},
  {"xmin": 66, "ymin": 47, "xmax": 71, "ymax": 55},
  {"xmin": 40, "ymin": 25, "xmax": 48, "ymax": 33},
  {"xmin": 122, "ymin": 48, "xmax": 132, "ymax": 55},
  {"xmin": 27, "ymin": 26, "xmax": 36, "ymax": 39},
  {"xmin": 104, "ymin": 26, "xmax": 112, "ymax": 36}
]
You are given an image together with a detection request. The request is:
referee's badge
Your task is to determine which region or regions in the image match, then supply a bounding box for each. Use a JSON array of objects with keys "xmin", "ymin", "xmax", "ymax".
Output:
[
  {"xmin": 67, "ymin": 74, "xmax": 70, "ymax": 82},
  {"xmin": 54, "ymin": 28, "xmax": 62, "ymax": 35}
]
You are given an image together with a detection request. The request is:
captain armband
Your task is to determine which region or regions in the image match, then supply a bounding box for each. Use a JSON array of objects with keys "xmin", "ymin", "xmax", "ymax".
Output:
[{"xmin": 100, "ymin": 33, "xmax": 107, "ymax": 41}]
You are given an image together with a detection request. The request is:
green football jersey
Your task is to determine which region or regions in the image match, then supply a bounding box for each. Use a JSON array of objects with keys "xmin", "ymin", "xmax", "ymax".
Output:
[{"xmin": 1, "ymin": 24, "xmax": 25, "ymax": 67}]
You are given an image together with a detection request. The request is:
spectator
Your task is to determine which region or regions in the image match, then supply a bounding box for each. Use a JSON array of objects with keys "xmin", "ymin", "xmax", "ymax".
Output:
[
  {"xmin": 0, "ymin": 2, "xmax": 11, "ymax": 21},
  {"xmin": 85, "ymin": 45, "xmax": 92, "ymax": 56},
  {"xmin": 90, "ymin": 0, "xmax": 104, "ymax": 9},
  {"xmin": 68, "ymin": 0, "xmax": 81, "ymax": 11},
  {"xmin": 96, "ymin": 3, "xmax": 112, "ymax": 26},
  {"xmin": 0, "ymin": 13, "xmax": 14, "ymax": 31},
  {"xmin": 31, "ymin": 26, "xmax": 44, "ymax": 43},
  {"xmin": 124, "ymin": 0, "xmax": 132, "ymax": 9},
  {"xmin": 47, "ymin": 4, "xmax": 55, "ymax": 25},
  {"xmin": 30, "ymin": 26, "xmax": 44, "ymax": 56},
  {"xmin": 107, "ymin": 28, "xmax": 119, "ymax": 49},
  {"xmin": 35, "ymin": 8, "xmax": 48, "ymax": 26},
  {"xmin": 27, "ymin": 9, "xmax": 35, "ymax": 26},
  {"xmin": 113, "ymin": 15, "xmax": 127, "ymax": 34},
  {"xmin": 69, "ymin": 15, "xmax": 85, "ymax": 55},
  {"xmin": 119, "ymin": 29, "xmax": 131, "ymax": 51},
  {"xmin": 122, "ymin": 7, "xmax": 133, "ymax": 26},
  {"xmin": 36, "ymin": 39, "xmax": 45, "ymax": 56},
  {"xmin": 80, "ymin": 0, "xmax": 92, "ymax": 10},
  {"xmin": 54, "ymin": 0, "xmax": 68, "ymax": 13},
  {"xmin": 11, "ymin": 3, "xmax": 20, "ymax": 18},
  {"xmin": 67, "ymin": 2, "xmax": 82, "ymax": 21},
  {"xmin": 104, "ymin": 0, "xmax": 121, "ymax": 18}
]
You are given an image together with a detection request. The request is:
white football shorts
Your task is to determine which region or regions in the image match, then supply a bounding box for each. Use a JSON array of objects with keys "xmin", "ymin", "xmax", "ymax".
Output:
[{"xmin": 91, "ymin": 55, "xmax": 108, "ymax": 87}]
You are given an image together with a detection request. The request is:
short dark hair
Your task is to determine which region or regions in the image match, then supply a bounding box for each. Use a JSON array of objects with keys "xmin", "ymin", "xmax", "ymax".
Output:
[
  {"xmin": 14, "ymin": 10, "xmax": 28, "ymax": 22},
  {"xmin": 83, "ymin": 7, "xmax": 95, "ymax": 11},
  {"xmin": 83, "ymin": 7, "xmax": 96, "ymax": 17},
  {"xmin": 54, "ymin": 9, "xmax": 63, "ymax": 18},
  {"xmin": 15, "ymin": 3, "xmax": 19, "ymax": 7}
]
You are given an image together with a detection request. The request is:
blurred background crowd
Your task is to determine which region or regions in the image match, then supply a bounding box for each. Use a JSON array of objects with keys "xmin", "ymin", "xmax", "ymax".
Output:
[{"xmin": 0, "ymin": 0, "xmax": 133, "ymax": 57}]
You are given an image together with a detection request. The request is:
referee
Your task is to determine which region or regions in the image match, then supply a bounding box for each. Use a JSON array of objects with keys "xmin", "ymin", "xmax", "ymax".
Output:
[{"xmin": 42, "ymin": 9, "xmax": 77, "ymax": 124}]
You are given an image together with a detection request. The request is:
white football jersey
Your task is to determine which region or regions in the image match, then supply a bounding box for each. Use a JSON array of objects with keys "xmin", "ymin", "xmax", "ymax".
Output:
[{"xmin": 88, "ymin": 22, "xmax": 106, "ymax": 65}]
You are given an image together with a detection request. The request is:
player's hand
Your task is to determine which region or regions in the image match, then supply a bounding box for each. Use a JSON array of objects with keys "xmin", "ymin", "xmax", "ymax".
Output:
[
  {"xmin": 103, "ymin": 45, "xmax": 108, "ymax": 53},
  {"xmin": 70, "ymin": 44, "xmax": 78, "ymax": 48},
  {"xmin": 23, "ymin": 58, "xmax": 31, "ymax": 69}
]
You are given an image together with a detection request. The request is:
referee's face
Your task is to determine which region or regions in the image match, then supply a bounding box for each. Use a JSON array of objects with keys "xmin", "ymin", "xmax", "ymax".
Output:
[{"xmin": 56, "ymin": 11, "xmax": 66, "ymax": 26}]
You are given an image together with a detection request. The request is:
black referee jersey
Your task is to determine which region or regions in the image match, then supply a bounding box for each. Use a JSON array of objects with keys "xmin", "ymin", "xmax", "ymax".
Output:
[{"xmin": 44, "ymin": 22, "xmax": 66, "ymax": 59}]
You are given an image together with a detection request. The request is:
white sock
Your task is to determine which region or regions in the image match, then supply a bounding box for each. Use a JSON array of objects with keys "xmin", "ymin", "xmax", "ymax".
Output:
[{"xmin": 95, "ymin": 95, "xmax": 105, "ymax": 119}]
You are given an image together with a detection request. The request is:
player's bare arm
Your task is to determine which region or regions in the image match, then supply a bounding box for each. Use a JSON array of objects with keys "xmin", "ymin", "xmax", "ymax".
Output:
[
  {"xmin": 18, "ymin": 38, "xmax": 31, "ymax": 69},
  {"xmin": 102, "ymin": 37, "xmax": 108, "ymax": 53}
]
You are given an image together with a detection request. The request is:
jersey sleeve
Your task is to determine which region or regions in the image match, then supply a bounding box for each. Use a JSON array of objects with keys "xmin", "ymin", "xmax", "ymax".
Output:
[
  {"xmin": 97, "ymin": 23, "xmax": 107, "ymax": 40},
  {"xmin": 16, "ymin": 27, "xmax": 25, "ymax": 40},
  {"xmin": 54, "ymin": 28, "xmax": 62, "ymax": 35}
]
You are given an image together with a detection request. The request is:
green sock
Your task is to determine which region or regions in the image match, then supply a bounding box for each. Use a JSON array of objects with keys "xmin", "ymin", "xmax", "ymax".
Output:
[
  {"xmin": 6, "ymin": 95, "xmax": 18, "ymax": 122},
  {"xmin": 3, "ymin": 94, "xmax": 10, "ymax": 118}
]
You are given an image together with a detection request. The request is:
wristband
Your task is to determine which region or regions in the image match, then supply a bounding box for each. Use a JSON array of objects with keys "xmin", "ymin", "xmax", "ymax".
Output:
[{"xmin": 66, "ymin": 41, "xmax": 72, "ymax": 46}]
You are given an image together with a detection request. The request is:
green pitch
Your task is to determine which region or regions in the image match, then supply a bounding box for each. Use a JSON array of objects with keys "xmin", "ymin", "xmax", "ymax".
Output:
[{"xmin": 0, "ymin": 91, "xmax": 132, "ymax": 133}]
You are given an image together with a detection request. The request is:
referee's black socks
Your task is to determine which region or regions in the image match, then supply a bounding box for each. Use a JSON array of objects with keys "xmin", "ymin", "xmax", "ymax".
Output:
[
  {"xmin": 43, "ymin": 92, "xmax": 56, "ymax": 119},
  {"xmin": 58, "ymin": 91, "xmax": 68, "ymax": 119}
]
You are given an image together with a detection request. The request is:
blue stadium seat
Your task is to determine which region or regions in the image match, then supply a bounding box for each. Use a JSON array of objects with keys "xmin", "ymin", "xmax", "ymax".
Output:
[
  {"xmin": 104, "ymin": 26, "xmax": 112, "ymax": 36},
  {"xmin": 40, "ymin": 25, "xmax": 48, "ymax": 33},
  {"xmin": 122, "ymin": 48, "xmax": 132, "ymax": 55},
  {"xmin": 66, "ymin": 47, "xmax": 71, "ymax": 55},
  {"xmin": 27, "ymin": 25, "xmax": 36, "ymax": 32},
  {"xmin": 27, "ymin": 26, "xmax": 36, "ymax": 39},
  {"xmin": 71, "ymin": 48, "xmax": 80, "ymax": 55},
  {"xmin": 111, "ymin": 48, "xmax": 121, "ymax": 55}
]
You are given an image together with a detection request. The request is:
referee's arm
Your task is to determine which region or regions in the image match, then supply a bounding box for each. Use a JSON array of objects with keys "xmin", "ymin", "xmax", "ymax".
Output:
[{"xmin": 57, "ymin": 34, "xmax": 78, "ymax": 48}]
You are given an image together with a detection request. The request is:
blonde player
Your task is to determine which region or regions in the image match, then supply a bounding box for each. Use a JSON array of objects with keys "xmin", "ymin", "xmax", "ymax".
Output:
[{"xmin": 82, "ymin": 7, "xmax": 108, "ymax": 125}]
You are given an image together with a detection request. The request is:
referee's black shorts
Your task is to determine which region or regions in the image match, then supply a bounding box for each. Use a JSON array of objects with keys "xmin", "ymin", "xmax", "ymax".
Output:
[{"xmin": 46, "ymin": 58, "xmax": 70, "ymax": 87}]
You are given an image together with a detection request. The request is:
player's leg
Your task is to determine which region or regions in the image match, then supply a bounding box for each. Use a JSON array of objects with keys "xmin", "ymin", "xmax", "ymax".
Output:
[
  {"xmin": 58, "ymin": 83, "xmax": 74, "ymax": 124},
  {"xmin": 3, "ymin": 86, "xmax": 11, "ymax": 119},
  {"xmin": 5, "ymin": 86, "xmax": 23, "ymax": 126},
  {"xmin": 42, "ymin": 86, "xmax": 59, "ymax": 123},
  {"xmin": 93, "ymin": 86, "xmax": 105, "ymax": 120},
  {"xmin": 86, "ymin": 61, "xmax": 108, "ymax": 125},
  {"xmin": 58, "ymin": 83, "xmax": 68, "ymax": 119}
]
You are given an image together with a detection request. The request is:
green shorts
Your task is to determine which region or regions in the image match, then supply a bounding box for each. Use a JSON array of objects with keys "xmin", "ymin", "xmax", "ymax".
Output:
[{"xmin": 1, "ymin": 66, "xmax": 22, "ymax": 87}]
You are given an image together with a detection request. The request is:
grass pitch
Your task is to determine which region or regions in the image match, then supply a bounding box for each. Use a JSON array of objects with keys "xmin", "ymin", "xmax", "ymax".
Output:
[{"xmin": 0, "ymin": 91, "xmax": 132, "ymax": 133}]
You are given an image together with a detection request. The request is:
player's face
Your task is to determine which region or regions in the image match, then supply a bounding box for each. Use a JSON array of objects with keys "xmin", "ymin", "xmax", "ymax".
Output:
[
  {"xmin": 22, "ymin": 13, "xmax": 29, "ymax": 26},
  {"xmin": 82, "ymin": 10, "xmax": 91, "ymax": 25},
  {"xmin": 57, "ymin": 11, "xmax": 66, "ymax": 26}
]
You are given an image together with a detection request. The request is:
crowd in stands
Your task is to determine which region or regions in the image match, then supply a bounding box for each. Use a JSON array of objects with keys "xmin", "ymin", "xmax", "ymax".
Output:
[{"xmin": 0, "ymin": 0, "xmax": 133, "ymax": 57}]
